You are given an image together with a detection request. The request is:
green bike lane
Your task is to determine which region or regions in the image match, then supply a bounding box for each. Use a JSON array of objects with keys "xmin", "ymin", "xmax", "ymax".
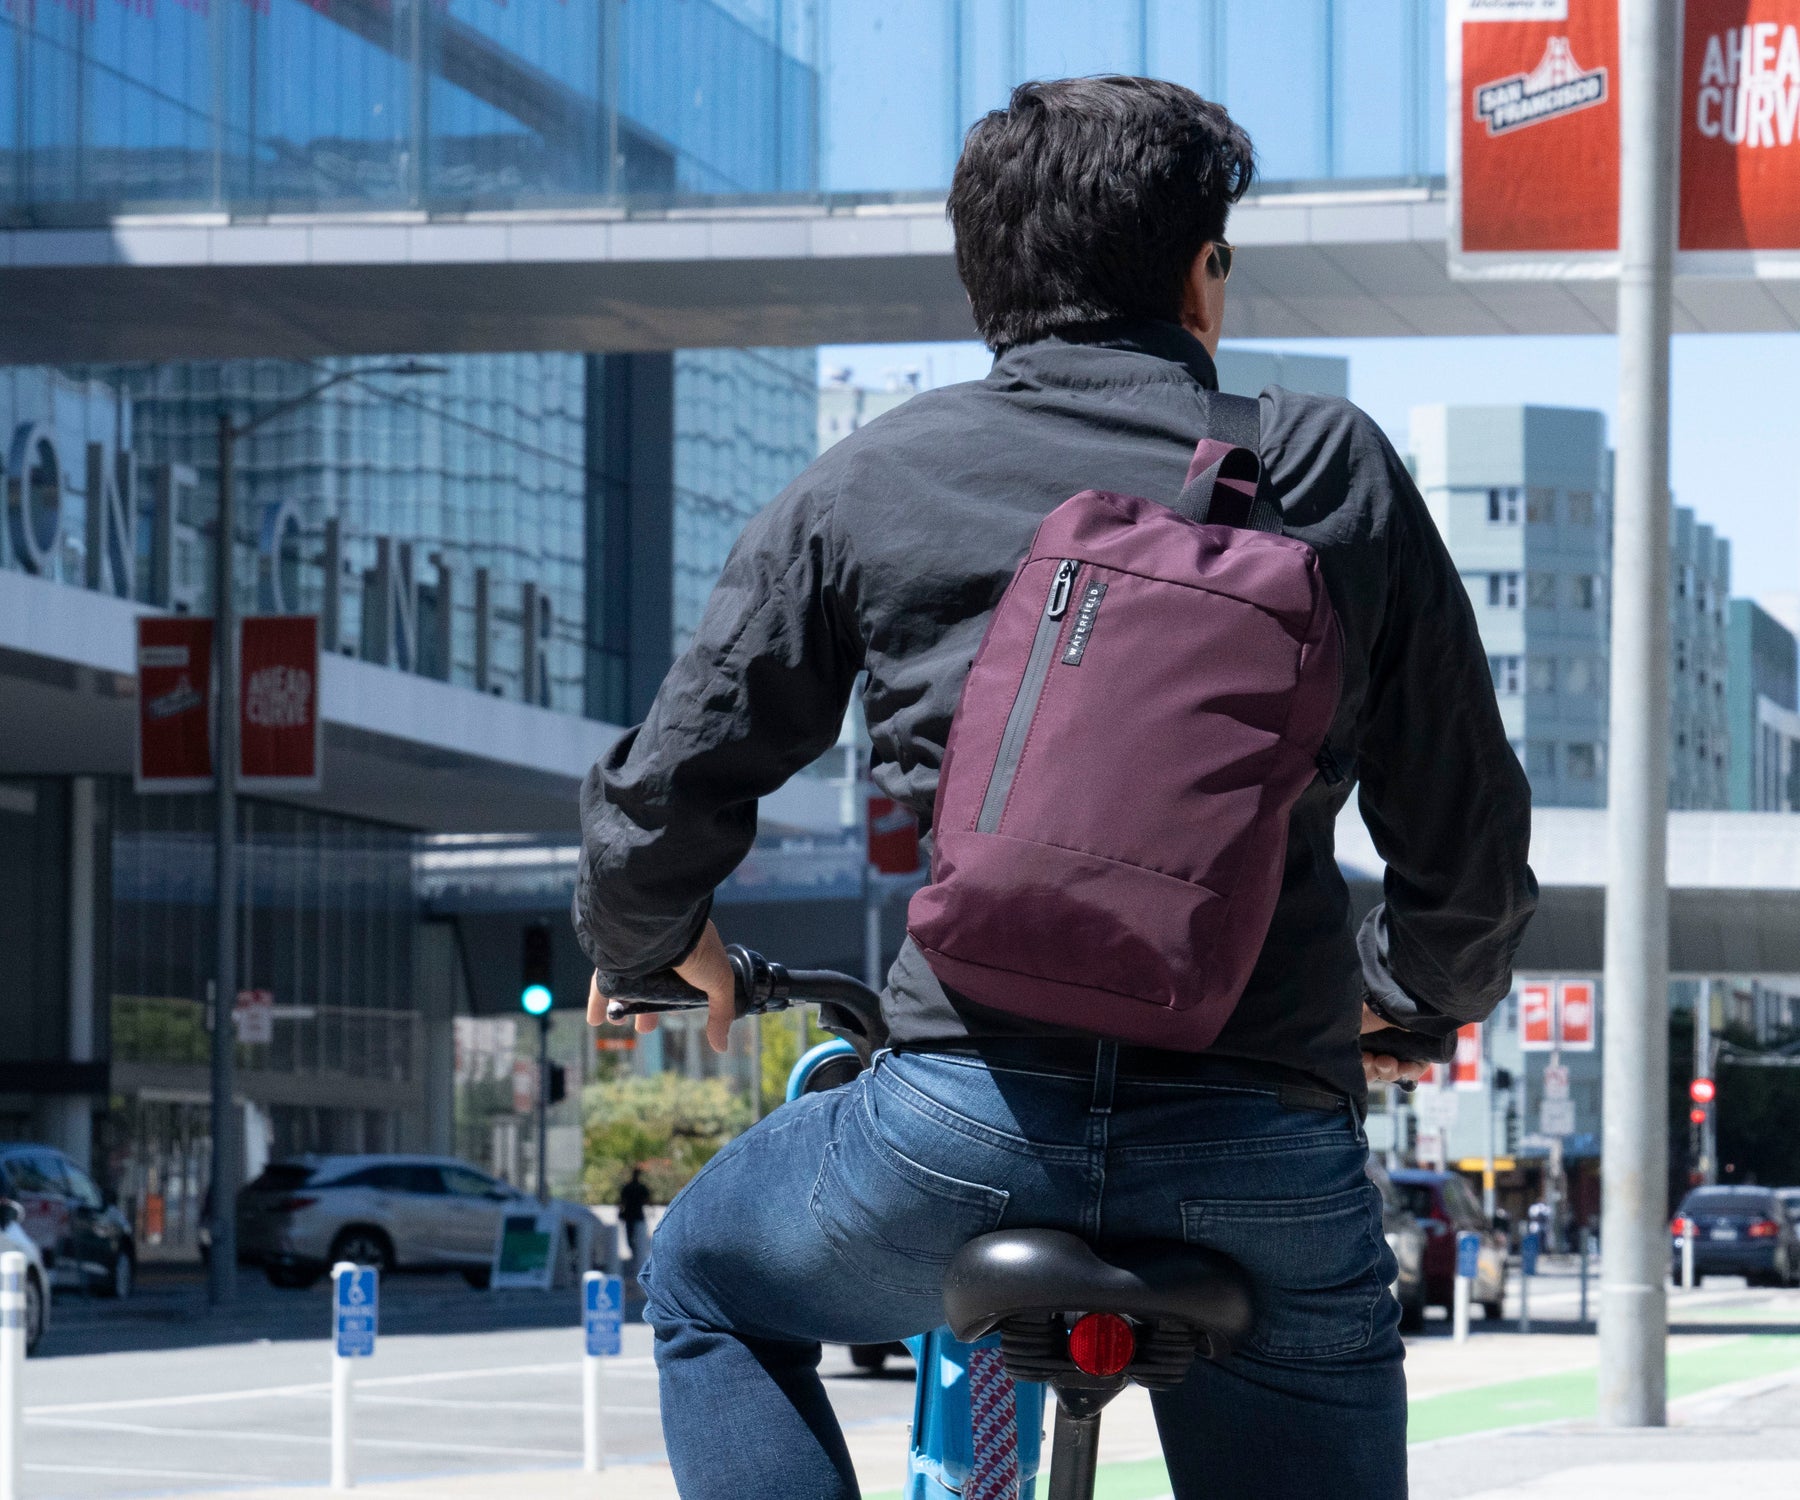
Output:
[{"xmin": 868, "ymin": 1312, "xmax": 1800, "ymax": 1500}]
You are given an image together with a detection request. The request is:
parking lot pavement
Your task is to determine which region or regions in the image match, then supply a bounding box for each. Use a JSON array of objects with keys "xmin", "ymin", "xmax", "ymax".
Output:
[{"xmin": 21, "ymin": 1264, "xmax": 916, "ymax": 1499}]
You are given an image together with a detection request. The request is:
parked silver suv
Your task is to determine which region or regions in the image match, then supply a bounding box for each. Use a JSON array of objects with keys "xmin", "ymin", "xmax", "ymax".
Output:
[{"xmin": 238, "ymin": 1154, "xmax": 585, "ymax": 1289}]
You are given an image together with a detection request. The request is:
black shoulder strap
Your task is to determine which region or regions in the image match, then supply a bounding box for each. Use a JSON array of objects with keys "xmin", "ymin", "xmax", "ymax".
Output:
[{"xmin": 1171, "ymin": 391, "xmax": 1283, "ymax": 534}]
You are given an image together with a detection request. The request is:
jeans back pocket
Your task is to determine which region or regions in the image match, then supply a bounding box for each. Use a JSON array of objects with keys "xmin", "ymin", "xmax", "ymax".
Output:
[
  {"xmin": 809, "ymin": 1090, "xmax": 1009, "ymax": 1300},
  {"xmin": 1180, "ymin": 1183, "xmax": 1384, "ymax": 1361}
]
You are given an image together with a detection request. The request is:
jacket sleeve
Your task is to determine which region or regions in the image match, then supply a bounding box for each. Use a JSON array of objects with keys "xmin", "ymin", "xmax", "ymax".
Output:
[
  {"xmin": 1352, "ymin": 429, "xmax": 1538, "ymax": 1057},
  {"xmin": 573, "ymin": 481, "xmax": 863, "ymax": 990}
]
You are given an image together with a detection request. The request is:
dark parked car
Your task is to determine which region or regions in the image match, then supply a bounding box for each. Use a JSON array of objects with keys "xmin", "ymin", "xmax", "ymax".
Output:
[
  {"xmin": 1389, "ymin": 1168, "xmax": 1508, "ymax": 1318},
  {"xmin": 1672, "ymin": 1185, "xmax": 1799, "ymax": 1287},
  {"xmin": 0, "ymin": 1144, "xmax": 135, "ymax": 1299},
  {"xmin": 1367, "ymin": 1157, "xmax": 1428, "ymax": 1332}
]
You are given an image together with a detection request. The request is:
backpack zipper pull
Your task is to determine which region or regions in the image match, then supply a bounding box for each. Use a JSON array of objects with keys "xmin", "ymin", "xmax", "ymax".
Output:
[
  {"xmin": 1047, "ymin": 560, "xmax": 1077, "ymax": 620},
  {"xmin": 1315, "ymin": 742, "xmax": 1346, "ymax": 787}
]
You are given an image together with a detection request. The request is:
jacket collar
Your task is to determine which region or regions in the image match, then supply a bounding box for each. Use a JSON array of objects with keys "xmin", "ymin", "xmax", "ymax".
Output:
[{"xmin": 990, "ymin": 319, "xmax": 1220, "ymax": 392}]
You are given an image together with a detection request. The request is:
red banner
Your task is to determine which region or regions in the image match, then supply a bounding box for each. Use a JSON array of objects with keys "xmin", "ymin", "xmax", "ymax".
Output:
[
  {"xmin": 1456, "ymin": 0, "xmax": 1620, "ymax": 256},
  {"xmin": 1455, "ymin": 1, "xmax": 1800, "ymax": 266},
  {"xmin": 1681, "ymin": 5, "xmax": 1800, "ymax": 251},
  {"xmin": 1557, "ymin": 979, "xmax": 1597, "ymax": 1050},
  {"xmin": 866, "ymin": 795, "xmax": 920, "ymax": 876},
  {"xmin": 1451, "ymin": 1023, "xmax": 1485, "ymax": 1091},
  {"xmin": 1521, "ymin": 981, "xmax": 1556, "ymax": 1050},
  {"xmin": 135, "ymin": 615, "xmax": 214, "ymax": 793},
  {"xmin": 239, "ymin": 615, "xmax": 322, "ymax": 790}
]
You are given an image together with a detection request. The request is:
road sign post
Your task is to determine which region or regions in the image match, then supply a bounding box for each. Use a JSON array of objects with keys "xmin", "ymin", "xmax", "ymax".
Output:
[
  {"xmin": 332, "ymin": 1262, "xmax": 379, "ymax": 1490},
  {"xmin": 1, "ymin": 1251, "xmax": 23, "ymax": 1500},
  {"xmin": 582, "ymin": 1271, "xmax": 623, "ymax": 1473}
]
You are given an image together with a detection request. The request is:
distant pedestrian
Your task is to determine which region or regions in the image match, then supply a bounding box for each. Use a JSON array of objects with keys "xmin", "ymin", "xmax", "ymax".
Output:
[{"xmin": 618, "ymin": 1167, "xmax": 650, "ymax": 1268}]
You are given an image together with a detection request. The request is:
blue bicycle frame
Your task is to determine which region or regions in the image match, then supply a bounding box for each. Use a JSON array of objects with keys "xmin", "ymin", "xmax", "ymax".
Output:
[{"xmin": 788, "ymin": 1040, "xmax": 1048, "ymax": 1498}]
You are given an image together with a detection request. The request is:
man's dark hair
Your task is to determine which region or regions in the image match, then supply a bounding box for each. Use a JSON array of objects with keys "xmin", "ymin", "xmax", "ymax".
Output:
[{"xmin": 948, "ymin": 76, "xmax": 1254, "ymax": 350}]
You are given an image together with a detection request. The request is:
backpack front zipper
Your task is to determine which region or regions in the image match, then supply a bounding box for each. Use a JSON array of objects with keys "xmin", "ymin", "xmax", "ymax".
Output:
[{"xmin": 976, "ymin": 560, "xmax": 1079, "ymax": 833}]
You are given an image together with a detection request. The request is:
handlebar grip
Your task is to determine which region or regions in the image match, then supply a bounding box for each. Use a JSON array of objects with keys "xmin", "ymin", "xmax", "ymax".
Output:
[{"xmin": 603, "ymin": 968, "xmax": 710, "ymax": 1023}]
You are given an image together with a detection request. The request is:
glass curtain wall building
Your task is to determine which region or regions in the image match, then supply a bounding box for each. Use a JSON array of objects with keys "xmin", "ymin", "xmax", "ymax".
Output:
[{"xmin": 5, "ymin": 0, "xmax": 1443, "ymax": 225}]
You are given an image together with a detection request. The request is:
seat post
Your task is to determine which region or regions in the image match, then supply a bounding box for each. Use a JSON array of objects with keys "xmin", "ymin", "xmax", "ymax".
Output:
[{"xmin": 1046, "ymin": 1405, "xmax": 1102, "ymax": 1500}]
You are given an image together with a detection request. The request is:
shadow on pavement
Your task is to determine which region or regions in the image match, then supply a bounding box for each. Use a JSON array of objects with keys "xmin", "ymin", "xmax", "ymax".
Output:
[{"xmin": 37, "ymin": 1261, "xmax": 635, "ymax": 1359}]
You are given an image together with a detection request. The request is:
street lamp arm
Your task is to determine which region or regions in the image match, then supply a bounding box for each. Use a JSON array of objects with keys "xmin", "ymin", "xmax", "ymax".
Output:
[
  {"xmin": 227, "ymin": 361, "xmax": 445, "ymax": 439},
  {"xmin": 229, "ymin": 370, "xmax": 360, "ymax": 440}
]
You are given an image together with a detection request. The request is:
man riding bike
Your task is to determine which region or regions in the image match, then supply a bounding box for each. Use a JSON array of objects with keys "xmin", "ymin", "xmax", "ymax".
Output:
[{"xmin": 577, "ymin": 76, "xmax": 1536, "ymax": 1500}]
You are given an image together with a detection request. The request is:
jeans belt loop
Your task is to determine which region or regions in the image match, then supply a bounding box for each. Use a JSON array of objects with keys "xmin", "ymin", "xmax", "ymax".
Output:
[{"xmin": 1091, "ymin": 1040, "xmax": 1119, "ymax": 1114}]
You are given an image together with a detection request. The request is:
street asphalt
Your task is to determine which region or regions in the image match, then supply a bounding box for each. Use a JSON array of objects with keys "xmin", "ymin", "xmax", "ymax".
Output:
[{"xmin": 13, "ymin": 1261, "xmax": 1800, "ymax": 1499}]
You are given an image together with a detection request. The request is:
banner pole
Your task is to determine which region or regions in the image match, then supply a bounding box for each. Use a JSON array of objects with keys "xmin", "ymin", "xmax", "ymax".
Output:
[{"xmin": 1599, "ymin": 0, "xmax": 1678, "ymax": 1431}]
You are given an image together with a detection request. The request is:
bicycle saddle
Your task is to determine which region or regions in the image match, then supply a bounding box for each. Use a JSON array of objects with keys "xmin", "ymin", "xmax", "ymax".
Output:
[{"xmin": 944, "ymin": 1229, "xmax": 1254, "ymax": 1386}]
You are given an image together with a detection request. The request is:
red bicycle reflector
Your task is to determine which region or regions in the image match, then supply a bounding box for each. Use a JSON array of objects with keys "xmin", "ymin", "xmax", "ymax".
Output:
[
  {"xmin": 1690, "ymin": 1078, "xmax": 1716, "ymax": 1105},
  {"xmin": 1067, "ymin": 1313, "xmax": 1135, "ymax": 1377}
]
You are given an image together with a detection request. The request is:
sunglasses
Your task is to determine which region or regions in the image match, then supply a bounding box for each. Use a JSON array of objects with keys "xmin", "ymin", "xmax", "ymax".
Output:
[{"xmin": 1209, "ymin": 241, "xmax": 1235, "ymax": 282}]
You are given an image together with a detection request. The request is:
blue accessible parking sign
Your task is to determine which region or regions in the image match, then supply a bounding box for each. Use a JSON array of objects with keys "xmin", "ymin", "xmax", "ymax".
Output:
[
  {"xmin": 334, "ymin": 1264, "xmax": 379, "ymax": 1359},
  {"xmin": 1455, "ymin": 1231, "xmax": 1481, "ymax": 1282},
  {"xmin": 584, "ymin": 1271, "xmax": 623, "ymax": 1358}
]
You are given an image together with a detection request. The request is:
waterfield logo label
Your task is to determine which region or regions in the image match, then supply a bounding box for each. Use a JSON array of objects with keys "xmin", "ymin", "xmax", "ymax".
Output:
[{"xmin": 1474, "ymin": 37, "xmax": 1608, "ymax": 136}]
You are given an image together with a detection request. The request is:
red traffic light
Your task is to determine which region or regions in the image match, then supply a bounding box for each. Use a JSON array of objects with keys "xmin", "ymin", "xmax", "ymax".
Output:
[
  {"xmin": 1689, "ymin": 1077, "xmax": 1716, "ymax": 1105},
  {"xmin": 1689, "ymin": 1107, "xmax": 1709, "ymax": 1126}
]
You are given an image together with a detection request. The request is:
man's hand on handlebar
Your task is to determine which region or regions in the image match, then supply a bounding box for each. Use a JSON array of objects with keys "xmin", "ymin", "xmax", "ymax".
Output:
[
  {"xmin": 587, "ymin": 920, "xmax": 739, "ymax": 1054},
  {"xmin": 1360, "ymin": 1003, "xmax": 1430, "ymax": 1088}
]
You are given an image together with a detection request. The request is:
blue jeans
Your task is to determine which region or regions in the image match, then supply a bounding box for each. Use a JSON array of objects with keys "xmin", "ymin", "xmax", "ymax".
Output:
[{"xmin": 641, "ymin": 1044, "xmax": 1407, "ymax": 1499}]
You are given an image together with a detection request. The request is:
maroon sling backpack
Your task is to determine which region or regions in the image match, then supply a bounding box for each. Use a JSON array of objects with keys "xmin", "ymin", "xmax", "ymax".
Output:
[{"xmin": 907, "ymin": 393, "xmax": 1344, "ymax": 1052}]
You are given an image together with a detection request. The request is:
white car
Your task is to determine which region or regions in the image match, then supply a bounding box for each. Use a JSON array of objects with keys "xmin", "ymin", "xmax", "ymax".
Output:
[{"xmin": 1, "ymin": 1199, "xmax": 50, "ymax": 1355}]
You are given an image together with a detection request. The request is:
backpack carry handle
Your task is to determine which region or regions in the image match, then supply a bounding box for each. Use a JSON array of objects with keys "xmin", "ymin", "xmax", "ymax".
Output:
[{"xmin": 1171, "ymin": 391, "xmax": 1283, "ymax": 535}]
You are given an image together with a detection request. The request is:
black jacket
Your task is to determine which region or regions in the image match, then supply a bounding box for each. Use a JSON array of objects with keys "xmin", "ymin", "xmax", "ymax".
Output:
[{"xmin": 575, "ymin": 322, "xmax": 1537, "ymax": 1098}]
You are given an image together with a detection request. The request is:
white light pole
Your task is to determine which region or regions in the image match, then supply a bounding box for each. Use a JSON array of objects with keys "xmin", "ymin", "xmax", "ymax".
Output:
[{"xmin": 1598, "ymin": 0, "xmax": 1678, "ymax": 1430}]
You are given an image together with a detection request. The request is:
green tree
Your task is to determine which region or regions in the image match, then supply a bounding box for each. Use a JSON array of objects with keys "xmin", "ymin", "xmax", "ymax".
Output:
[{"xmin": 581, "ymin": 1071, "xmax": 751, "ymax": 1207}]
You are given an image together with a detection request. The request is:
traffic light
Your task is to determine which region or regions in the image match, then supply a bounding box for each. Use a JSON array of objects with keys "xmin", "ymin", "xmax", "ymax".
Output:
[
  {"xmin": 1689, "ymin": 1077, "xmax": 1716, "ymax": 1105},
  {"xmin": 1689, "ymin": 1106, "xmax": 1709, "ymax": 1126},
  {"xmin": 1494, "ymin": 1067, "xmax": 1515, "ymax": 1093},
  {"xmin": 1504, "ymin": 1102, "xmax": 1520, "ymax": 1155},
  {"xmin": 521, "ymin": 922, "xmax": 553, "ymax": 1016},
  {"xmin": 547, "ymin": 1062, "xmax": 568, "ymax": 1106}
]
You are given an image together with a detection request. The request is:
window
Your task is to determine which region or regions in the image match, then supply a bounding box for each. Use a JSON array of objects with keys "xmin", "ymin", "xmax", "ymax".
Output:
[
  {"xmin": 1527, "ymin": 657, "xmax": 1557, "ymax": 694},
  {"xmin": 1487, "ymin": 487, "xmax": 1522, "ymax": 524},
  {"xmin": 444, "ymin": 1166, "xmax": 505, "ymax": 1199},
  {"xmin": 1566, "ymin": 743, "xmax": 1599, "ymax": 780},
  {"xmin": 1568, "ymin": 491, "xmax": 1596, "ymax": 525},
  {"xmin": 1489, "ymin": 655, "xmax": 1522, "ymax": 694},
  {"xmin": 337, "ymin": 1164, "xmax": 444, "ymax": 1194},
  {"xmin": 1571, "ymin": 575, "xmax": 1600, "ymax": 610},
  {"xmin": 1565, "ymin": 656, "xmax": 1594, "ymax": 695},
  {"xmin": 1676, "ymin": 641, "xmax": 1688, "ymax": 673},
  {"xmin": 1487, "ymin": 572, "xmax": 1521, "ymax": 608},
  {"xmin": 65, "ymin": 1165, "xmax": 104, "ymax": 1211},
  {"xmin": 1679, "ymin": 564, "xmax": 1694, "ymax": 600},
  {"xmin": 1527, "ymin": 742, "xmax": 1556, "ymax": 777},
  {"xmin": 1526, "ymin": 487, "xmax": 1556, "ymax": 523},
  {"xmin": 1527, "ymin": 573, "xmax": 1557, "ymax": 609}
]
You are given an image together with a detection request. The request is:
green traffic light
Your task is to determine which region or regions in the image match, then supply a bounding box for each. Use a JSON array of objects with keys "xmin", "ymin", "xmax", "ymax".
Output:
[{"xmin": 521, "ymin": 983, "xmax": 553, "ymax": 1017}]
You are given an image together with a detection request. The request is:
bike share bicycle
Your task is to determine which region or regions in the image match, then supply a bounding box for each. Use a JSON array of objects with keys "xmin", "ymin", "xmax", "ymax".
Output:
[{"xmin": 608, "ymin": 945, "xmax": 1253, "ymax": 1500}]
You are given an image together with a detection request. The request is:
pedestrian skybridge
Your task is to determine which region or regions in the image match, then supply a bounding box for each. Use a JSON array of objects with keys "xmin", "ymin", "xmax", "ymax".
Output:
[{"xmin": 10, "ymin": 182, "xmax": 1800, "ymax": 365}]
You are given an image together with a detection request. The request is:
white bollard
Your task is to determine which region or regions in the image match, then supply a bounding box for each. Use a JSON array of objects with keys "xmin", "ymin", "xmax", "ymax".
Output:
[
  {"xmin": 583, "ymin": 1352, "xmax": 604, "ymax": 1473},
  {"xmin": 581, "ymin": 1269, "xmax": 622, "ymax": 1474},
  {"xmin": 1452, "ymin": 1230, "xmax": 1478, "ymax": 1344},
  {"xmin": 330, "ymin": 1260, "xmax": 378, "ymax": 1492},
  {"xmin": 1681, "ymin": 1221, "xmax": 1695, "ymax": 1291},
  {"xmin": 1, "ymin": 1251, "xmax": 24, "ymax": 1500},
  {"xmin": 332, "ymin": 1345, "xmax": 353, "ymax": 1491}
]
